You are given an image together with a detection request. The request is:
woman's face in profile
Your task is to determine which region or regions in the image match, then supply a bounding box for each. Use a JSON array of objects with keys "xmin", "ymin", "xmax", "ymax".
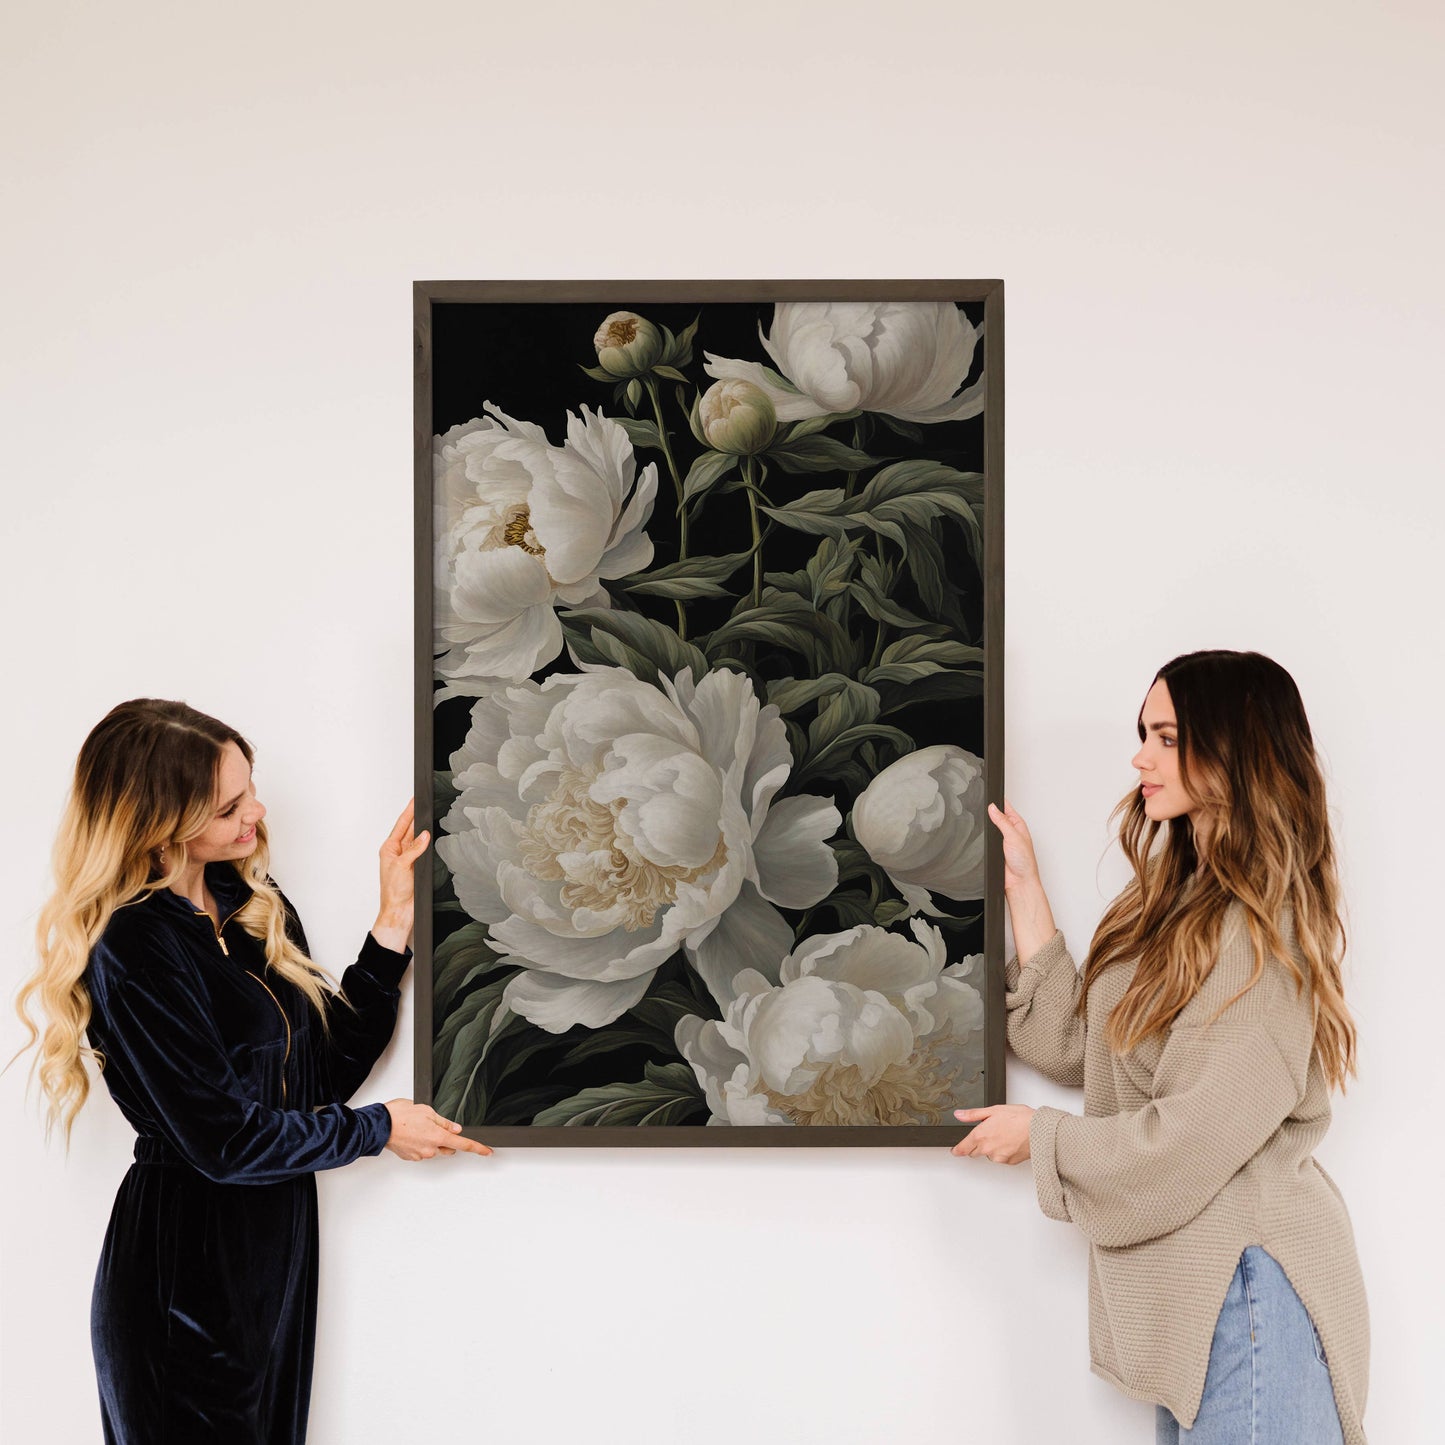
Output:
[
  {"xmin": 1132, "ymin": 678, "xmax": 1197, "ymax": 826},
  {"xmin": 180, "ymin": 740, "xmax": 267, "ymax": 864}
]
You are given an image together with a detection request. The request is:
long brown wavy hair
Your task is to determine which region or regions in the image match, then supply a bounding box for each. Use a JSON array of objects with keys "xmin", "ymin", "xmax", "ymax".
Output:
[
  {"xmin": 15, "ymin": 699, "xmax": 338, "ymax": 1143},
  {"xmin": 1081, "ymin": 651, "xmax": 1358, "ymax": 1092}
]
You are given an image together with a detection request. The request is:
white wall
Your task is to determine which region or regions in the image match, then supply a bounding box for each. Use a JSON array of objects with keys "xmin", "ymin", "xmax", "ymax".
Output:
[{"xmin": 2, "ymin": 3, "xmax": 1439, "ymax": 1440}]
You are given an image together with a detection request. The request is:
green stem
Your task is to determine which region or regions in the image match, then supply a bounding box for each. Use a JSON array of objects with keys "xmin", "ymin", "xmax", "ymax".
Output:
[
  {"xmin": 645, "ymin": 376, "xmax": 688, "ymax": 637},
  {"xmin": 868, "ymin": 618, "xmax": 887, "ymax": 671},
  {"xmin": 844, "ymin": 417, "xmax": 864, "ymax": 499},
  {"xmin": 743, "ymin": 455, "xmax": 762, "ymax": 611}
]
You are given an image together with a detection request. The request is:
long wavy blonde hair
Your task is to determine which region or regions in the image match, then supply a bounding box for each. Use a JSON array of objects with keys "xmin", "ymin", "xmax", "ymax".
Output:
[
  {"xmin": 1081, "ymin": 650, "xmax": 1358, "ymax": 1092},
  {"xmin": 15, "ymin": 699, "xmax": 338, "ymax": 1143}
]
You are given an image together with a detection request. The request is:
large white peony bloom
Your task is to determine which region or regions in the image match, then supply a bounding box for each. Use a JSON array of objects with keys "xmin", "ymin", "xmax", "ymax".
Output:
[
  {"xmin": 436, "ymin": 665, "xmax": 841, "ymax": 1033},
  {"xmin": 676, "ymin": 920, "xmax": 984, "ymax": 1125},
  {"xmin": 433, "ymin": 404, "xmax": 658, "ymax": 698},
  {"xmin": 702, "ymin": 301, "xmax": 984, "ymax": 425},
  {"xmin": 852, "ymin": 745, "xmax": 987, "ymax": 915}
]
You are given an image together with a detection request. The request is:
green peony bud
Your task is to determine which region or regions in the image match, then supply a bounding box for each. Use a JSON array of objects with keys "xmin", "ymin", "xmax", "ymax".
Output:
[
  {"xmin": 593, "ymin": 311, "xmax": 664, "ymax": 379},
  {"xmin": 698, "ymin": 379, "xmax": 778, "ymax": 456}
]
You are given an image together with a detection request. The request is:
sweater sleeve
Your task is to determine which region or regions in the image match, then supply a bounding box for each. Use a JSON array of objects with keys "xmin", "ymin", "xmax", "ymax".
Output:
[
  {"xmin": 91, "ymin": 935, "xmax": 393, "ymax": 1185},
  {"xmin": 1028, "ymin": 920, "xmax": 1316, "ymax": 1248},
  {"xmin": 1005, "ymin": 930, "xmax": 1087, "ymax": 1086}
]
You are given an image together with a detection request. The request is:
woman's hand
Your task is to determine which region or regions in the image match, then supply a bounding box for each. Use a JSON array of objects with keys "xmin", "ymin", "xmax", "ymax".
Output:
[
  {"xmin": 372, "ymin": 799, "xmax": 428, "ymax": 954},
  {"xmin": 951, "ymin": 1105, "xmax": 1034, "ymax": 1164},
  {"xmin": 988, "ymin": 799, "xmax": 1057, "ymax": 964},
  {"xmin": 383, "ymin": 1100, "xmax": 493, "ymax": 1161},
  {"xmin": 988, "ymin": 798, "xmax": 1042, "ymax": 892}
]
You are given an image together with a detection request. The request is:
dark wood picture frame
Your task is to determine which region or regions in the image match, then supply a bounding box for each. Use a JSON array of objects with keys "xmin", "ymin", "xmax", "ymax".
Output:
[{"xmin": 414, "ymin": 279, "xmax": 1004, "ymax": 1146}]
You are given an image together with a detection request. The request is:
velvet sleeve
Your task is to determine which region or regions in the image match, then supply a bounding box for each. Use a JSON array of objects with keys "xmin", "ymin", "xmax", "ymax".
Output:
[
  {"xmin": 278, "ymin": 894, "xmax": 409, "ymax": 1104},
  {"xmin": 1028, "ymin": 922, "xmax": 1316, "ymax": 1248},
  {"xmin": 89, "ymin": 937, "xmax": 393, "ymax": 1185}
]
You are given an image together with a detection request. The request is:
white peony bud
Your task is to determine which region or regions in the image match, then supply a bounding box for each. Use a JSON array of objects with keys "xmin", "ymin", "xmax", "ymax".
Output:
[
  {"xmin": 698, "ymin": 378, "xmax": 778, "ymax": 456},
  {"xmin": 853, "ymin": 745, "xmax": 986, "ymax": 914},
  {"xmin": 593, "ymin": 311, "xmax": 663, "ymax": 378}
]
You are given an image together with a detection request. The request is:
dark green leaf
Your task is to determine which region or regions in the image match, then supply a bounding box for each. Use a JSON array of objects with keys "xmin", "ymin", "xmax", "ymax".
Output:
[
  {"xmin": 760, "ymin": 461, "xmax": 985, "ymax": 554},
  {"xmin": 874, "ymin": 899, "xmax": 913, "ymax": 926},
  {"xmin": 626, "ymin": 378, "xmax": 643, "ymax": 410},
  {"xmin": 613, "ymin": 416, "xmax": 662, "ymax": 450},
  {"xmin": 758, "ymin": 363, "xmax": 802, "ymax": 394},
  {"xmin": 849, "ymin": 553, "xmax": 950, "ymax": 633},
  {"xmin": 432, "ymin": 922, "xmax": 504, "ymax": 1019},
  {"xmin": 812, "ymin": 890, "xmax": 879, "ymax": 931},
  {"xmin": 785, "ymin": 410, "xmax": 860, "ymax": 442},
  {"xmin": 875, "ymin": 670, "xmax": 986, "ymax": 713},
  {"xmin": 658, "ymin": 316, "xmax": 699, "ymax": 369},
  {"xmin": 896, "ymin": 520, "xmax": 957, "ymax": 625},
  {"xmin": 653, "ymin": 364, "xmax": 689, "ymax": 383},
  {"xmin": 766, "ymin": 434, "xmax": 880, "ymax": 475},
  {"xmin": 559, "ymin": 1024, "xmax": 666, "ymax": 1072},
  {"xmin": 704, "ymin": 595, "xmax": 856, "ymax": 674},
  {"xmin": 682, "ymin": 450, "xmax": 738, "ymax": 507},
  {"xmin": 866, "ymin": 635, "xmax": 986, "ymax": 686},
  {"xmin": 688, "ymin": 393, "xmax": 706, "ymax": 446},
  {"xmin": 564, "ymin": 607, "xmax": 710, "ymax": 687},
  {"xmin": 805, "ymin": 682, "xmax": 882, "ymax": 759},
  {"xmin": 433, "ymin": 972, "xmax": 517, "ymax": 1120},
  {"xmin": 794, "ymin": 723, "xmax": 914, "ymax": 787},
  {"xmin": 765, "ymin": 671, "xmax": 872, "ymax": 717},
  {"xmin": 806, "ymin": 535, "xmax": 864, "ymax": 608},
  {"xmin": 579, "ymin": 364, "xmax": 614, "ymax": 383},
  {"xmin": 532, "ymin": 1061, "xmax": 704, "ymax": 1127},
  {"xmin": 876, "ymin": 413, "xmax": 925, "ymax": 444},
  {"xmin": 830, "ymin": 839, "xmax": 890, "ymax": 888},
  {"xmin": 621, "ymin": 550, "xmax": 753, "ymax": 601},
  {"xmin": 434, "ymin": 769, "xmax": 459, "ymax": 816}
]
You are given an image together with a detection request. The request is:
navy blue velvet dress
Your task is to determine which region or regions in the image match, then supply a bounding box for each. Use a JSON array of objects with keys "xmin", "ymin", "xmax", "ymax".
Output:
[{"xmin": 83, "ymin": 860, "xmax": 408, "ymax": 1444}]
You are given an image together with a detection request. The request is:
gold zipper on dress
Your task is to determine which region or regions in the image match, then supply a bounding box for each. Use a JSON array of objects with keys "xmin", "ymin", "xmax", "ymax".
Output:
[
  {"xmin": 196, "ymin": 902, "xmax": 292, "ymax": 1105},
  {"xmin": 195, "ymin": 902, "xmax": 246, "ymax": 957},
  {"xmin": 244, "ymin": 968, "xmax": 293, "ymax": 1106}
]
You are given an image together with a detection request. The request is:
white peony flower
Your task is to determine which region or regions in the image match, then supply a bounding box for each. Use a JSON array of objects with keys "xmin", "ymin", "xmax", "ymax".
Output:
[
  {"xmin": 433, "ymin": 404, "xmax": 658, "ymax": 699},
  {"xmin": 676, "ymin": 920, "xmax": 984, "ymax": 1125},
  {"xmin": 698, "ymin": 378, "xmax": 777, "ymax": 455},
  {"xmin": 703, "ymin": 300, "xmax": 984, "ymax": 425},
  {"xmin": 436, "ymin": 665, "xmax": 841, "ymax": 1034},
  {"xmin": 593, "ymin": 311, "xmax": 663, "ymax": 379},
  {"xmin": 852, "ymin": 745, "xmax": 987, "ymax": 915}
]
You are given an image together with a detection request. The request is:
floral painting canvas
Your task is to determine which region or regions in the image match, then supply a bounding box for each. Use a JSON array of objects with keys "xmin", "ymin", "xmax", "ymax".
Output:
[{"xmin": 414, "ymin": 281, "xmax": 1004, "ymax": 1144}]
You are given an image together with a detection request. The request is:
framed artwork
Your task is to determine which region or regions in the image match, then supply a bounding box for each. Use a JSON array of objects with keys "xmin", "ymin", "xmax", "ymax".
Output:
[{"xmin": 414, "ymin": 280, "xmax": 1004, "ymax": 1145}]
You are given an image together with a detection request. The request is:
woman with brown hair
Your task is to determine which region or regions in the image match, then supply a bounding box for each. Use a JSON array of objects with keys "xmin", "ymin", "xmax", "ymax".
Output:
[
  {"xmin": 950, "ymin": 650, "xmax": 1370, "ymax": 1443},
  {"xmin": 15, "ymin": 698, "xmax": 491, "ymax": 1444}
]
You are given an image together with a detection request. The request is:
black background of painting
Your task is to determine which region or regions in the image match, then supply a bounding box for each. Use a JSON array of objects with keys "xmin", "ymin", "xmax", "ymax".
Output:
[{"xmin": 430, "ymin": 299, "xmax": 986, "ymax": 1125}]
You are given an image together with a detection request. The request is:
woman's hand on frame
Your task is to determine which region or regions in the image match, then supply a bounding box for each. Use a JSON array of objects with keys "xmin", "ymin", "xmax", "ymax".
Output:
[
  {"xmin": 383, "ymin": 1100, "xmax": 492, "ymax": 1161},
  {"xmin": 988, "ymin": 799, "xmax": 1042, "ymax": 893},
  {"xmin": 951, "ymin": 1104, "xmax": 1034, "ymax": 1165},
  {"xmin": 372, "ymin": 799, "xmax": 428, "ymax": 954},
  {"xmin": 988, "ymin": 799, "xmax": 1058, "ymax": 963}
]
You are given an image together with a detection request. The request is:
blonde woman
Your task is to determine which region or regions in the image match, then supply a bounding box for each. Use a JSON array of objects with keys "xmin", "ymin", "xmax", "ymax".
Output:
[
  {"xmin": 16, "ymin": 699, "xmax": 491, "ymax": 1444},
  {"xmin": 950, "ymin": 651, "xmax": 1370, "ymax": 1443}
]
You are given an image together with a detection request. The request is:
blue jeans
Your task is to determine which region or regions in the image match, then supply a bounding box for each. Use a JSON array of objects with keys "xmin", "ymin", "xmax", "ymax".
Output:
[{"xmin": 1155, "ymin": 1246, "xmax": 1343, "ymax": 1444}]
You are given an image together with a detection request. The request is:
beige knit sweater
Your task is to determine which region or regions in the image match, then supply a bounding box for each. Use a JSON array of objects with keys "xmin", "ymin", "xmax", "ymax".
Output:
[{"xmin": 1007, "ymin": 902, "xmax": 1370, "ymax": 1440}]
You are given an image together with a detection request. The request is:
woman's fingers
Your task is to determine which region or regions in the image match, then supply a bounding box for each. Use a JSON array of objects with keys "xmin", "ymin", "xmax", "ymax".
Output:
[
  {"xmin": 451, "ymin": 1135, "xmax": 493, "ymax": 1156},
  {"xmin": 423, "ymin": 1107, "xmax": 493, "ymax": 1156},
  {"xmin": 384, "ymin": 1099, "xmax": 493, "ymax": 1160},
  {"xmin": 385, "ymin": 799, "xmax": 417, "ymax": 848}
]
